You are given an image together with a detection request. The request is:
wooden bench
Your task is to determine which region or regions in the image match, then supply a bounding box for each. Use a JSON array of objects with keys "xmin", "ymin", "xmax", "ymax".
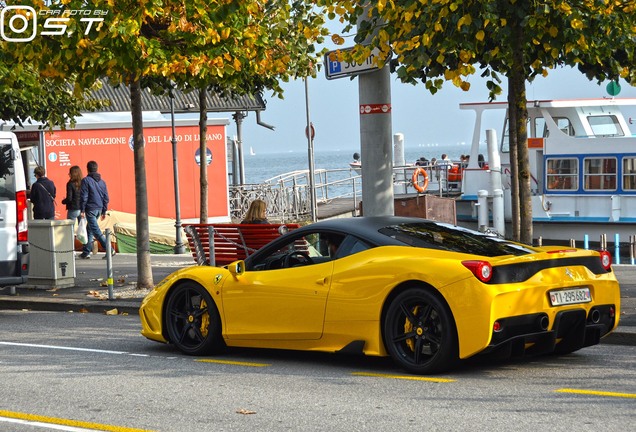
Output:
[{"xmin": 183, "ymin": 223, "xmax": 301, "ymax": 266}]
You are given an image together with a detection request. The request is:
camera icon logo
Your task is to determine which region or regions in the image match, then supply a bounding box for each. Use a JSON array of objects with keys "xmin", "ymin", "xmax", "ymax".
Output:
[{"xmin": 1, "ymin": 6, "xmax": 37, "ymax": 42}]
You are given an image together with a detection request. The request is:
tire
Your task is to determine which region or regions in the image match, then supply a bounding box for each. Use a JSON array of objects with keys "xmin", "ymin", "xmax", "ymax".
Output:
[
  {"xmin": 383, "ymin": 288, "xmax": 458, "ymax": 374},
  {"xmin": 165, "ymin": 281, "xmax": 225, "ymax": 355}
]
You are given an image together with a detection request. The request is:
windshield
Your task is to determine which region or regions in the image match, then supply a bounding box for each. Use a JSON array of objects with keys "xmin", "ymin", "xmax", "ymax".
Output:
[{"xmin": 378, "ymin": 222, "xmax": 533, "ymax": 257}]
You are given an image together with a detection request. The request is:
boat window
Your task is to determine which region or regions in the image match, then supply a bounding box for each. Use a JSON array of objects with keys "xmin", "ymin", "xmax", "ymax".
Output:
[
  {"xmin": 535, "ymin": 117, "xmax": 575, "ymax": 138},
  {"xmin": 583, "ymin": 158, "xmax": 617, "ymax": 190},
  {"xmin": 501, "ymin": 118, "xmax": 531, "ymax": 153},
  {"xmin": 588, "ymin": 115, "xmax": 624, "ymax": 137},
  {"xmin": 623, "ymin": 158, "xmax": 636, "ymax": 191},
  {"xmin": 546, "ymin": 158, "xmax": 578, "ymax": 191}
]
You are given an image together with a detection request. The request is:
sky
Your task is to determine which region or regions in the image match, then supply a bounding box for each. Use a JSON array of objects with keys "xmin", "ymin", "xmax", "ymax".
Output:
[{"xmin": 239, "ymin": 64, "xmax": 636, "ymax": 156}]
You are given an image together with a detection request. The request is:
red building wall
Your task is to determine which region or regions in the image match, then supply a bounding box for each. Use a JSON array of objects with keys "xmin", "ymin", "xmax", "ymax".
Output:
[{"xmin": 43, "ymin": 124, "xmax": 228, "ymax": 220}]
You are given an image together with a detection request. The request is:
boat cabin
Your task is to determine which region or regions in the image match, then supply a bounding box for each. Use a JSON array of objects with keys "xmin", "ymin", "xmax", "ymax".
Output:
[{"xmin": 457, "ymin": 98, "xmax": 636, "ymax": 241}]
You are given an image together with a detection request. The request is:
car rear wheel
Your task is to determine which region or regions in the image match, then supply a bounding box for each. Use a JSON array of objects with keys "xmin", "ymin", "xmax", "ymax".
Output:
[
  {"xmin": 165, "ymin": 282, "xmax": 224, "ymax": 355},
  {"xmin": 383, "ymin": 288, "xmax": 458, "ymax": 374}
]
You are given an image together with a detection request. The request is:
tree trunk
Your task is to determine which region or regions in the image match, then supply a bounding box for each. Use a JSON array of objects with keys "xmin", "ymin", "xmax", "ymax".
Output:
[
  {"xmin": 130, "ymin": 79, "xmax": 153, "ymax": 288},
  {"xmin": 507, "ymin": 78, "xmax": 520, "ymax": 242},
  {"xmin": 199, "ymin": 87, "xmax": 208, "ymax": 223},
  {"xmin": 511, "ymin": 26, "xmax": 533, "ymax": 245}
]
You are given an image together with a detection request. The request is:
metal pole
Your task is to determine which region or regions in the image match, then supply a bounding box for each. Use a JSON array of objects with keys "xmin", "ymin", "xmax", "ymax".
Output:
[
  {"xmin": 170, "ymin": 91, "xmax": 186, "ymax": 254},
  {"xmin": 105, "ymin": 229, "xmax": 114, "ymax": 301},
  {"xmin": 358, "ymin": 5, "xmax": 394, "ymax": 217},
  {"xmin": 305, "ymin": 77, "xmax": 317, "ymax": 222},
  {"xmin": 234, "ymin": 112, "xmax": 246, "ymax": 185}
]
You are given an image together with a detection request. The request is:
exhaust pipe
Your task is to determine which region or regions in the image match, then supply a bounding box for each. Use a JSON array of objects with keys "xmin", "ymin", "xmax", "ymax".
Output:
[
  {"xmin": 590, "ymin": 309, "xmax": 601, "ymax": 324},
  {"xmin": 538, "ymin": 315, "xmax": 549, "ymax": 331}
]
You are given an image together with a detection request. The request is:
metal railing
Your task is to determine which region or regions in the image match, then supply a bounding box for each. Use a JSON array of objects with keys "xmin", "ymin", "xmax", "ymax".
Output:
[
  {"xmin": 228, "ymin": 165, "xmax": 459, "ymax": 222},
  {"xmin": 229, "ymin": 168, "xmax": 361, "ymax": 222}
]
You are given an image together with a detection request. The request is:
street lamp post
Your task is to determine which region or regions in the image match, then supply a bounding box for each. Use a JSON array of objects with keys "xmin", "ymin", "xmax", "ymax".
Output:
[{"xmin": 170, "ymin": 86, "xmax": 186, "ymax": 254}]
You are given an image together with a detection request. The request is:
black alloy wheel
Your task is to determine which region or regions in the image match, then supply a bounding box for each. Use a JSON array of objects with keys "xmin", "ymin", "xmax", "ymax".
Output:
[
  {"xmin": 383, "ymin": 288, "xmax": 458, "ymax": 374},
  {"xmin": 165, "ymin": 282, "xmax": 224, "ymax": 355}
]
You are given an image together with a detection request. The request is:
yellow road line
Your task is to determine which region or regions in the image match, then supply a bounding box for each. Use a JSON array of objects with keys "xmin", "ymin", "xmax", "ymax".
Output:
[
  {"xmin": 556, "ymin": 388, "xmax": 636, "ymax": 399},
  {"xmin": 195, "ymin": 359, "xmax": 271, "ymax": 367},
  {"xmin": 0, "ymin": 410, "xmax": 154, "ymax": 432},
  {"xmin": 352, "ymin": 372, "xmax": 456, "ymax": 383}
]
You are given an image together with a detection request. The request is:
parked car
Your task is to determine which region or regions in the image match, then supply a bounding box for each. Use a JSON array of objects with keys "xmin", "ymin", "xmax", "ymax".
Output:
[
  {"xmin": 140, "ymin": 216, "xmax": 620, "ymax": 374},
  {"xmin": 0, "ymin": 132, "xmax": 29, "ymax": 288}
]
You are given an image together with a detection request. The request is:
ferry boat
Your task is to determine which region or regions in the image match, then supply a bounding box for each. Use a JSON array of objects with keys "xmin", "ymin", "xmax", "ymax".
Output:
[{"xmin": 455, "ymin": 98, "xmax": 636, "ymax": 244}]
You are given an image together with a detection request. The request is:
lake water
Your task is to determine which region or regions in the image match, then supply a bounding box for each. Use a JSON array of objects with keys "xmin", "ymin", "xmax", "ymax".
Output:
[{"xmin": 242, "ymin": 144, "xmax": 477, "ymax": 184}]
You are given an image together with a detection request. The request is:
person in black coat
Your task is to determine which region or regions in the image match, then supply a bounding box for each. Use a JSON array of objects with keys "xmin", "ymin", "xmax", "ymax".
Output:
[
  {"xmin": 30, "ymin": 166, "xmax": 56, "ymax": 220},
  {"xmin": 61, "ymin": 165, "xmax": 82, "ymax": 222}
]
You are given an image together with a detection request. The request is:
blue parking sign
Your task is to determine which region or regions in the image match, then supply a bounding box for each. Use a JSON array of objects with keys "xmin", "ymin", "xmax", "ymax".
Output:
[{"xmin": 329, "ymin": 60, "xmax": 342, "ymax": 74}]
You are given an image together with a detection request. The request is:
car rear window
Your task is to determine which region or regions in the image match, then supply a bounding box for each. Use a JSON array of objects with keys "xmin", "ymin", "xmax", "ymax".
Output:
[
  {"xmin": 378, "ymin": 222, "xmax": 533, "ymax": 257},
  {"xmin": 0, "ymin": 144, "xmax": 16, "ymax": 200}
]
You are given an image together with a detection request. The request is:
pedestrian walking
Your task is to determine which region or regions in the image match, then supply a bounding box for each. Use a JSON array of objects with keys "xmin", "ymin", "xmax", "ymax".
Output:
[
  {"xmin": 30, "ymin": 166, "xmax": 56, "ymax": 220},
  {"xmin": 61, "ymin": 165, "xmax": 82, "ymax": 223},
  {"xmin": 79, "ymin": 161, "xmax": 114, "ymax": 259}
]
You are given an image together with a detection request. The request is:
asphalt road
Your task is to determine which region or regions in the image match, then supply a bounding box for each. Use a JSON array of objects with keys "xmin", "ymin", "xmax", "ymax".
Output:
[{"xmin": 1, "ymin": 311, "xmax": 635, "ymax": 432}]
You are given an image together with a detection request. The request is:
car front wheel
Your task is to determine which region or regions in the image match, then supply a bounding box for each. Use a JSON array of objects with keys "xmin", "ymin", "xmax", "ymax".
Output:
[
  {"xmin": 165, "ymin": 281, "xmax": 224, "ymax": 355},
  {"xmin": 383, "ymin": 288, "xmax": 458, "ymax": 374}
]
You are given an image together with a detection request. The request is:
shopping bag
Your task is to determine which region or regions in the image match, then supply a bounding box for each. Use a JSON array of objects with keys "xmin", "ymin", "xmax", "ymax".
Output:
[{"xmin": 76, "ymin": 216, "xmax": 88, "ymax": 244}]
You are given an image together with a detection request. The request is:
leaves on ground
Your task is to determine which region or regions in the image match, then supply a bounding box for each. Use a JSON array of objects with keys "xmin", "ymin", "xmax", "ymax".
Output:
[
  {"xmin": 105, "ymin": 308, "xmax": 119, "ymax": 315},
  {"xmin": 236, "ymin": 409, "xmax": 256, "ymax": 415}
]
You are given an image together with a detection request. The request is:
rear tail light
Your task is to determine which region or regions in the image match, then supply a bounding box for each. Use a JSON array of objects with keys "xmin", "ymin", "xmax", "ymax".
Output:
[
  {"xmin": 598, "ymin": 249, "xmax": 611, "ymax": 271},
  {"xmin": 462, "ymin": 260, "xmax": 493, "ymax": 283},
  {"xmin": 16, "ymin": 190, "xmax": 28, "ymax": 242}
]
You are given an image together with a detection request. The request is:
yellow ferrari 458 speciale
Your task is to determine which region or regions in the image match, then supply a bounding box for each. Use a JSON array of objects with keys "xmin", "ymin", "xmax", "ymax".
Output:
[{"xmin": 140, "ymin": 216, "xmax": 620, "ymax": 374}]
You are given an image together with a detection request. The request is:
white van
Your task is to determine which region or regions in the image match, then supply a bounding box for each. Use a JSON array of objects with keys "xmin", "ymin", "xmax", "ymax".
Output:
[{"xmin": 0, "ymin": 132, "xmax": 29, "ymax": 287}]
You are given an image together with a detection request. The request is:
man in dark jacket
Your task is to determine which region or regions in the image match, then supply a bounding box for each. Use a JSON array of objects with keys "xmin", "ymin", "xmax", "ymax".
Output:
[
  {"xmin": 30, "ymin": 166, "xmax": 56, "ymax": 219},
  {"xmin": 79, "ymin": 160, "xmax": 113, "ymax": 259}
]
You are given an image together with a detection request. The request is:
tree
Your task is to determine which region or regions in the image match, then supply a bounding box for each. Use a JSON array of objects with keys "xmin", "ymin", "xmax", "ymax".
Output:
[
  {"xmin": 3, "ymin": 0, "xmax": 327, "ymax": 286},
  {"xmin": 321, "ymin": 0, "xmax": 636, "ymax": 244},
  {"xmin": 0, "ymin": 54, "xmax": 104, "ymax": 129},
  {"xmin": 157, "ymin": 1, "xmax": 327, "ymax": 221}
]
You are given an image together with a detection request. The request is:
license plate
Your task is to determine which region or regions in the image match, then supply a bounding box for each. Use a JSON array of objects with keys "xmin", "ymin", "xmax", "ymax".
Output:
[{"xmin": 549, "ymin": 287, "xmax": 592, "ymax": 306}]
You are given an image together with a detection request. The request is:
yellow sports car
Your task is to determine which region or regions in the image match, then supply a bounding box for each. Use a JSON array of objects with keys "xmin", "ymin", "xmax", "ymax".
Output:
[{"xmin": 140, "ymin": 216, "xmax": 620, "ymax": 374}]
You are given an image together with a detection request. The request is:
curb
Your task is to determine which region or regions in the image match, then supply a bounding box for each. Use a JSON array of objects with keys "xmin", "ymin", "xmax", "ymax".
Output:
[
  {"xmin": 0, "ymin": 297, "xmax": 139, "ymax": 316},
  {"xmin": 601, "ymin": 327, "xmax": 636, "ymax": 347}
]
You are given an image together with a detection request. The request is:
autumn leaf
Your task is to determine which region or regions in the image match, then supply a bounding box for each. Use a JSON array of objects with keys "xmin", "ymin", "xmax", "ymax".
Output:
[{"xmin": 236, "ymin": 409, "xmax": 257, "ymax": 415}]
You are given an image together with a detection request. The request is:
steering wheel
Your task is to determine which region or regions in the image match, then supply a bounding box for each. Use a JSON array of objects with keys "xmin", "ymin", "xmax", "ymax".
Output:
[{"xmin": 282, "ymin": 250, "xmax": 314, "ymax": 268}]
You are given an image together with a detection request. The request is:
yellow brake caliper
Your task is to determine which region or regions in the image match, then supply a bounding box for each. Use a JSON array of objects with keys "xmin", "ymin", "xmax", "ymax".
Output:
[
  {"xmin": 404, "ymin": 306, "xmax": 419, "ymax": 352},
  {"xmin": 199, "ymin": 299, "xmax": 210, "ymax": 337}
]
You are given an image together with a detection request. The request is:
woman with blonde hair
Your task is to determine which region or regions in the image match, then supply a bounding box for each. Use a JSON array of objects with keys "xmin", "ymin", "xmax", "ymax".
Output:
[
  {"xmin": 241, "ymin": 199, "xmax": 269, "ymax": 224},
  {"xmin": 61, "ymin": 165, "xmax": 83, "ymax": 222}
]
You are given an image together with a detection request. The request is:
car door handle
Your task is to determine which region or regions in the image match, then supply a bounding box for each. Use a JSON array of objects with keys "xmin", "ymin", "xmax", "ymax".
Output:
[{"xmin": 315, "ymin": 277, "xmax": 328, "ymax": 285}]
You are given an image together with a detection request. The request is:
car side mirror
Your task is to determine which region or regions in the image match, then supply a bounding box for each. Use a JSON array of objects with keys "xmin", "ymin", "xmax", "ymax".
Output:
[{"xmin": 228, "ymin": 260, "xmax": 245, "ymax": 277}]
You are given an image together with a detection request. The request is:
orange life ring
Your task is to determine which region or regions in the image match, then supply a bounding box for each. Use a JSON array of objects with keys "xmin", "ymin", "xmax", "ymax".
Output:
[{"xmin": 412, "ymin": 167, "xmax": 429, "ymax": 193}]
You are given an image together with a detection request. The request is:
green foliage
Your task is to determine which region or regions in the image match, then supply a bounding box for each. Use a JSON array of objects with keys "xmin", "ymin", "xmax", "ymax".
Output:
[
  {"xmin": 0, "ymin": 1, "xmax": 106, "ymax": 128},
  {"xmin": 319, "ymin": 0, "xmax": 636, "ymax": 99}
]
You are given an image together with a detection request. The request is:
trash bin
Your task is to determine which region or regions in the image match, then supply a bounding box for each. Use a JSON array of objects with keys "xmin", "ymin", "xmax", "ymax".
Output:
[{"xmin": 27, "ymin": 219, "xmax": 75, "ymax": 289}]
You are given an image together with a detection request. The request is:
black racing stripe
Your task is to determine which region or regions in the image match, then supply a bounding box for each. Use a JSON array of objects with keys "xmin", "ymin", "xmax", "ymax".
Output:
[{"xmin": 490, "ymin": 256, "xmax": 609, "ymax": 284}]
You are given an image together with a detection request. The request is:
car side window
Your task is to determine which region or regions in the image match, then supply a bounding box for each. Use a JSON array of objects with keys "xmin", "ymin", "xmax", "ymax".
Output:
[{"xmin": 251, "ymin": 231, "xmax": 333, "ymax": 271}]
